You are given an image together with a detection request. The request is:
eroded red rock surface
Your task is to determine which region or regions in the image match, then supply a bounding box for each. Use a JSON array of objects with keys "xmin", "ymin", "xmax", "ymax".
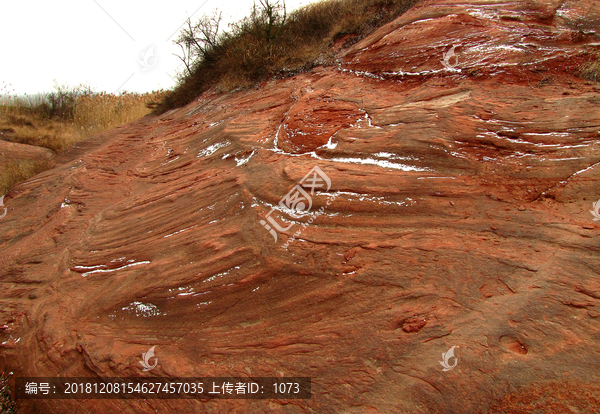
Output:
[
  {"xmin": 2, "ymin": 0, "xmax": 600, "ymax": 412},
  {"xmin": 0, "ymin": 140, "xmax": 54, "ymax": 165}
]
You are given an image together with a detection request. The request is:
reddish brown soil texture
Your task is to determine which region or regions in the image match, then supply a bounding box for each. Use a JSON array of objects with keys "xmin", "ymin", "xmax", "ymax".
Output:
[
  {"xmin": 2, "ymin": 0, "xmax": 600, "ymax": 412},
  {"xmin": 0, "ymin": 140, "xmax": 55, "ymax": 164}
]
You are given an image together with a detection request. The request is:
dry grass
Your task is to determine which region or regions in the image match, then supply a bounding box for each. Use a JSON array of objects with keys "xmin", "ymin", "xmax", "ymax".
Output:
[
  {"xmin": 157, "ymin": 0, "xmax": 421, "ymax": 112},
  {"xmin": 0, "ymin": 91, "xmax": 165, "ymax": 151},
  {"xmin": 580, "ymin": 61, "xmax": 600, "ymax": 82},
  {"xmin": 0, "ymin": 108, "xmax": 74, "ymax": 152},
  {"xmin": 0, "ymin": 373, "xmax": 16, "ymax": 414},
  {"xmin": 73, "ymin": 91, "xmax": 165, "ymax": 136},
  {"xmin": 0, "ymin": 90, "xmax": 167, "ymax": 195},
  {"xmin": 0, "ymin": 159, "xmax": 53, "ymax": 195}
]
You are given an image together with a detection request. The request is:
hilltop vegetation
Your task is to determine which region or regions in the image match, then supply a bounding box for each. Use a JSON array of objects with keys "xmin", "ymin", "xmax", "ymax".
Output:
[{"xmin": 157, "ymin": 0, "xmax": 420, "ymax": 112}]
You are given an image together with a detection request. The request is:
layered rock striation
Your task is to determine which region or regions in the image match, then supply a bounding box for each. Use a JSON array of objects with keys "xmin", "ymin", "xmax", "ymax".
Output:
[{"xmin": 2, "ymin": 0, "xmax": 600, "ymax": 412}]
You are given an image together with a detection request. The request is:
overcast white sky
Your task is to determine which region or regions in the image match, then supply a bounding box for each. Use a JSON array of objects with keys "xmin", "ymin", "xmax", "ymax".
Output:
[{"xmin": 0, "ymin": 0, "xmax": 316, "ymax": 95}]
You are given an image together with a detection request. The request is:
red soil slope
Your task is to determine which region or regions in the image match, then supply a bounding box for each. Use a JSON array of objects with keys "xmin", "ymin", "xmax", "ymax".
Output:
[{"xmin": 2, "ymin": 0, "xmax": 600, "ymax": 412}]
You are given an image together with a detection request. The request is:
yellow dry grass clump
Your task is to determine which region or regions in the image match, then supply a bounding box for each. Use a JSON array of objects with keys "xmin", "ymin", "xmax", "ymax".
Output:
[
  {"xmin": 581, "ymin": 61, "xmax": 600, "ymax": 82},
  {"xmin": 73, "ymin": 91, "xmax": 165, "ymax": 136},
  {"xmin": 0, "ymin": 159, "xmax": 52, "ymax": 195},
  {"xmin": 0, "ymin": 90, "xmax": 166, "ymax": 194}
]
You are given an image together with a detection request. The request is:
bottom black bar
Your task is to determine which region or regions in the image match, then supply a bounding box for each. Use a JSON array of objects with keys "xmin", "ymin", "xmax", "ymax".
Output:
[{"xmin": 15, "ymin": 377, "xmax": 311, "ymax": 399}]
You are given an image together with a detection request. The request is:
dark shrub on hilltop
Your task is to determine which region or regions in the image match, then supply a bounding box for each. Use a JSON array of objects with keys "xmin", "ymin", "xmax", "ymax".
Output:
[{"xmin": 157, "ymin": 0, "xmax": 420, "ymax": 113}]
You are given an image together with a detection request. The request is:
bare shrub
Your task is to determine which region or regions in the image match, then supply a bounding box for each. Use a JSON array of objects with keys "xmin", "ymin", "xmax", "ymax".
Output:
[{"xmin": 158, "ymin": 0, "xmax": 421, "ymax": 113}]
